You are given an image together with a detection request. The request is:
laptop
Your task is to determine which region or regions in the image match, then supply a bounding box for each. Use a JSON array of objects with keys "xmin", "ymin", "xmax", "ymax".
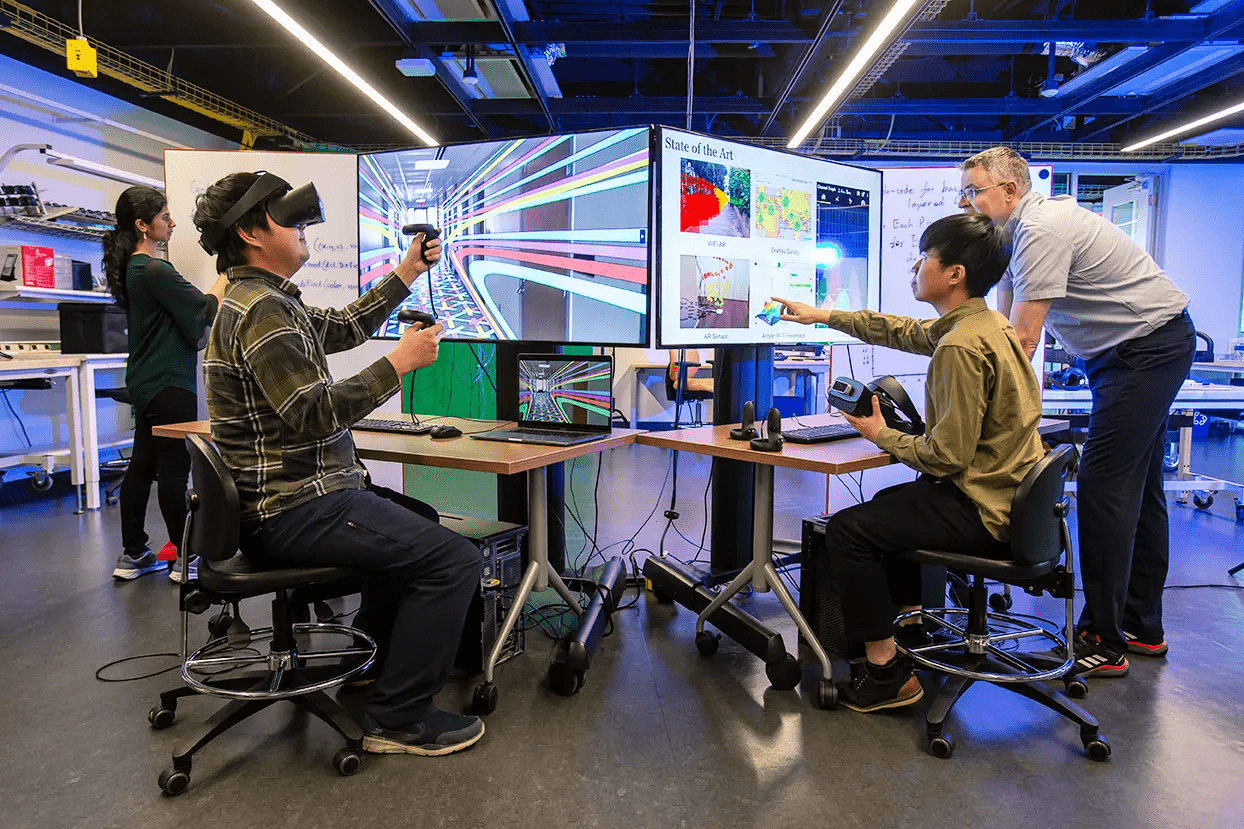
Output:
[{"xmin": 470, "ymin": 353, "xmax": 614, "ymax": 446}]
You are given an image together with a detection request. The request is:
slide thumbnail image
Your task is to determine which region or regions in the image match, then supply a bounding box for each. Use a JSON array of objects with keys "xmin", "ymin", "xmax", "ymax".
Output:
[
  {"xmin": 753, "ymin": 262, "xmax": 815, "ymax": 326},
  {"xmin": 679, "ymin": 255, "xmax": 751, "ymax": 329},
  {"xmin": 755, "ymin": 186, "xmax": 813, "ymax": 241},
  {"xmin": 679, "ymin": 158, "xmax": 752, "ymax": 238}
]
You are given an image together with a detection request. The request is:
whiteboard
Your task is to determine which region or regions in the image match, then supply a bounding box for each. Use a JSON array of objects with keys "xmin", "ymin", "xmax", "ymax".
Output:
[
  {"xmin": 162, "ymin": 149, "xmax": 359, "ymax": 309},
  {"xmin": 875, "ymin": 164, "xmax": 1053, "ymax": 379}
]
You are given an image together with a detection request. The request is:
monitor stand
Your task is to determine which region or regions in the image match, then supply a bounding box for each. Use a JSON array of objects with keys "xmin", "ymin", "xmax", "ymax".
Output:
[{"xmin": 709, "ymin": 345, "xmax": 774, "ymax": 575}]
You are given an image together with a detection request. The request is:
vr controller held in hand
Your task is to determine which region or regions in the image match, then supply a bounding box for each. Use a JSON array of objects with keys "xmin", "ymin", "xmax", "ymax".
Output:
[
  {"xmin": 396, "ymin": 308, "xmax": 437, "ymax": 328},
  {"xmin": 401, "ymin": 223, "xmax": 441, "ymax": 266},
  {"xmin": 826, "ymin": 375, "xmax": 925, "ymax": 436}
]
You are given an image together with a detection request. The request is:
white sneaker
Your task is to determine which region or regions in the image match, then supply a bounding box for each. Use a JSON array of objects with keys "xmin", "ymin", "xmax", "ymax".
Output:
[{"xmin": 168, "ymin": 556, "xmax": 199, "ymax": 584}]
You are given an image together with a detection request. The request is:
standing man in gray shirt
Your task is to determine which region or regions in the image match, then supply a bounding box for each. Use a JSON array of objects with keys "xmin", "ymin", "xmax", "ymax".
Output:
[{"xmin": 959, "ymin": 147, "xmax": 1195, "ymax": 678}]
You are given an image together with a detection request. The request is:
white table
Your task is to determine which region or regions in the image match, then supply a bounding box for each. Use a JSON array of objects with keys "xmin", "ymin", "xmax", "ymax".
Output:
[
  {"xmin": 76, "ymin": 354, "xmax": 129, "ymax": 511},
  {"xmin": 0, "ymin": 354, "xmax": 84, "ymax": 508}
]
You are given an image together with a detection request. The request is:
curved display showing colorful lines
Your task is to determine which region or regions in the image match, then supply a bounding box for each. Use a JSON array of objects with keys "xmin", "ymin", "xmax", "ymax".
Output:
[{"xmin": 358, "ymin": 127, "xmax": 651, "ymax": 344}]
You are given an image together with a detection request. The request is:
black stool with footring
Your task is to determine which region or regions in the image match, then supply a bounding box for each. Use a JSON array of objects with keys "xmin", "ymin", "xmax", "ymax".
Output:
[
  {"xmin": 894, "ymin": 444, "xmax": 1111, "ymax": 761},
  {"xmin": 149, "ymin": 434, "xmax": 377, "ymax": 795}
]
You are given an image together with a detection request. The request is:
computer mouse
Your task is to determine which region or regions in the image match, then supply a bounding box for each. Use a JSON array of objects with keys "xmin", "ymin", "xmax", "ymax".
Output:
[{"xmin": 428, "ymin": 424, "xmax": 462, "ymax": 439}]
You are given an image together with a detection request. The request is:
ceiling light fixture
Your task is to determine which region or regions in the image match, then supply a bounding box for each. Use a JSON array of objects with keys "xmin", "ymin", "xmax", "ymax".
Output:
[
  {"xmin": 786, "ymin": 0, "xmax": 923, "ymax": 149},
  {"xmin": 248, "ymin": 0, "xmax": 436, "ymax": 146},
  {"xmin": 1122, "ymin": 96, "xmax": 1244, "ymax": 152},
  {"xmin": 463, "ymin": 46, "xmax": 480, "ymax": 86}
]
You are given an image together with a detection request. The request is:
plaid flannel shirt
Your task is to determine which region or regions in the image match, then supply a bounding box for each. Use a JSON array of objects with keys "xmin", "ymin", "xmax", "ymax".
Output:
[{"xmin": 204, "ymin": 265, "xmax": 409, "ymax": 524}]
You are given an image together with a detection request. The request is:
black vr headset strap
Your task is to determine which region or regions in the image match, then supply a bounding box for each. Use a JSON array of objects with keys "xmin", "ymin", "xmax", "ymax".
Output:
[
  {"xmin": 199, "ymin": 172, "xmax": 291, "ymax": 255},
  {"xmin": 867, "ymin": 375, "xmax": 925, "ymax": 436}
]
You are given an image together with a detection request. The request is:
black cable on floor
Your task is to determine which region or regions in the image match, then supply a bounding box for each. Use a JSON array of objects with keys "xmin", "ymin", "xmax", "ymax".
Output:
[{"xmin": 94, "ymin": 652, "xmax": 181, "ymax": 682}]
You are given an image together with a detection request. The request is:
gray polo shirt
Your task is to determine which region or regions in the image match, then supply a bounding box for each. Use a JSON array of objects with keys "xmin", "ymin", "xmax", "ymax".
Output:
[{"xmin": 1000, "ymin": 190, "xmax": 1188, "ymax": 360}]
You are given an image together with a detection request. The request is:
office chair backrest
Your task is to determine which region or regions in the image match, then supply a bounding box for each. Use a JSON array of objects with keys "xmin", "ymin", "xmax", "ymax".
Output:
[
  {"xmin": 1008, "ymin": 443, "xmax": 1076, "ymax": 566},
  {"xmin": 185, "ymin": 434, "xmax": 241, "ymax": 564}
]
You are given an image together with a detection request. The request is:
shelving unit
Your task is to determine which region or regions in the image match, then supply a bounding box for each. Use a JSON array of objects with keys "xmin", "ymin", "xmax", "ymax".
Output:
[
  {"xmin": 0, "ymin": 213, "xmax": 107, "ymax": 241},
  {"xmin": 0, "ymin": 285, "xmax": 114, "ymax": 306}
]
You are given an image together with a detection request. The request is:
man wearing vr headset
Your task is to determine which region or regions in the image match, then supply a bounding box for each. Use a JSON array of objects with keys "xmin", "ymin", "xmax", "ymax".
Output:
[
  {"xmin": 193, "ymin": 171, "xmax": 484, "ymax": 756},
  {"xmin": 774, "ymin": 213, "xmax": 1044, "ymax": 713}
]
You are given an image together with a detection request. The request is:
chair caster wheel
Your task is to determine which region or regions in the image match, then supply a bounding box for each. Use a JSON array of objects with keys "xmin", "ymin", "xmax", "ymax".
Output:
[
  {"xmin": 694, "ymin": 630, "xmax": 720, "ymax": 656},
  {"xmin": 548, "ymin": 658, "xmax": 586, "ymax": 697},
  {"xmin": 105, "ymin": 494, "xmax": 119, "ymax": 506},
  {"xmin": 333, "ymin": 748, "xmax": 362, "ymax": 776},
  {"xmin": 1064, "ymin": 677, "xmax": 1089, "ymax": 699},
  {"xmin": 816, "ymin": 679, "xmax": 838, "ymax": 710},
  {"xmin": 1193, "ymin": 493, "xmax": 1214, "ymax": 510},
  {"xmin": 765, "ymin": 655, "xmax": 802, "ymax": 690},
  {"xmin": 1083, "ymin": 733, "xmax": 1111, "ymax": 761},
  {"xmin": 988, "ymin": 592, "xmax": 1013, "ymax": 612},
  {"xmin": 148, "ymin": 705, "xmax": 176, "ymax": 729},
  {"xmin": 928, "ymin": 732, "xmax": 955, "ymax": 759},
  {"xmin": 158, "ymin": 765, "xmax": 190, "ymax": 795},
  {"xmin": 472, "ymin": 681, "xmax": 499, "ymax": 715}
]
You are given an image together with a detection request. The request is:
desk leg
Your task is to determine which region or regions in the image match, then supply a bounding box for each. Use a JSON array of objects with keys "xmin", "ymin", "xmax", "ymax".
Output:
[
  {"xmin": 476, "ymin": 465, "xmax": 583, "ymax": 713},
  {"xmin": 78, "ymin": 362, "xmax": 100, "ymax": 510},
  {"xmin": 691, "ymin": 464, "xmax": 836, "ymax": 704},
  {"xmin": 65, "ymin": 369, "xmax": 85, "ymax": 513}
]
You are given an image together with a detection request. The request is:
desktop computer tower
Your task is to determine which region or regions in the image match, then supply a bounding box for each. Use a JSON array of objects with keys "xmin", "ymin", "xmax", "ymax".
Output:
[
  {"xmin": 442, "ymin": 515, "xmax": 526, "ymax": 675},
  {"xmin": 800, "ymin": 516, "xmax": 947, "ymax": 660}
]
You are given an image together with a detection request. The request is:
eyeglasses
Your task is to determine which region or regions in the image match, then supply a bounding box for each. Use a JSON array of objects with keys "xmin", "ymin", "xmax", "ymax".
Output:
[{"xmin": 958, "ymin": 182, "xmax": 1009, "ymax": 202}]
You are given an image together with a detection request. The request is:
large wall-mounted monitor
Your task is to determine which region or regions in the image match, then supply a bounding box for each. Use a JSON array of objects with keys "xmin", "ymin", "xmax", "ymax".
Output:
[
  {"xmin": 358, "ymin": 127, "xmax": 651, "ymax": 345},
  {"xmin": 654, "ymin": 126, "xmax": 882, "ymax": 348}
]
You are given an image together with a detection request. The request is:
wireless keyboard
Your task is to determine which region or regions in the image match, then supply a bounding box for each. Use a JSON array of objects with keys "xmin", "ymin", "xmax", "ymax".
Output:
[
  {"xmin": 783, "ymin": 422, "xmax": 860, "ymax": 444},
  {"xmin": 354, "ymin": 418, "xmax": 433, "ymax": 435}
]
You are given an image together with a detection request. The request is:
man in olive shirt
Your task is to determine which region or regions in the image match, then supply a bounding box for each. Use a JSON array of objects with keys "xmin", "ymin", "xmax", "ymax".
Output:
[
  {"xmin": 775, "ymin": 213, "xmax": 1044, "ymax": 712},
  {"xmin": 960, "ymin": 147, "xmax": 1194, "ymax": 677}
]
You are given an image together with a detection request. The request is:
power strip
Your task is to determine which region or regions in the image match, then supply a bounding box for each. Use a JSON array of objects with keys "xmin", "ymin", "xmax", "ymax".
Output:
[{"xmin": 0, "ymin": 341, "xmax": 60, "ymax": 355}]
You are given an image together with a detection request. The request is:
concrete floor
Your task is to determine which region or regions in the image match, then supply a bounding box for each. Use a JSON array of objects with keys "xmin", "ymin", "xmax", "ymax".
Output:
[{"xmin": 1, "ymin": 435, "xmax": 1242, "ymax": 829}]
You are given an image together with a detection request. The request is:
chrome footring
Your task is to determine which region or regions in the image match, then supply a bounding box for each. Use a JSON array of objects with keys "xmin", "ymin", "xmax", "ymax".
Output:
[
  {"xmin": 181, "ymin": 622, "xmax": 377, "ymax": 700},
  {"xmin": 894, "ymin": 608, "xmax": 1074, "ymax": 684}
]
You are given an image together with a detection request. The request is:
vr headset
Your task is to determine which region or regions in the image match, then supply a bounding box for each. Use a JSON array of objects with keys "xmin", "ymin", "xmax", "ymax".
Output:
[
  {"xmin": 826, "ymin": 374, "xmax": 925, "ymax": 436},
  {"xmin": 198, "ymin": 172, "xmax": 324, "ymax": 255}
]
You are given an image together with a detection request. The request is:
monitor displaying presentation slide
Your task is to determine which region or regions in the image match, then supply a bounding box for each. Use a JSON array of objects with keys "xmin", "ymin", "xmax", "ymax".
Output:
[
  {"xmin": 357, "ymin": 127, "xmax": 651, "ymax": 344},
  {"xmin": 654, "ymin": 126, "xmax": 882, "ymax": 348}
]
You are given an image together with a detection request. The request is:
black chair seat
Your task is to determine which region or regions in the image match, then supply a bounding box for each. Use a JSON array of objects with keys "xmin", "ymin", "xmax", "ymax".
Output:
[
  {"xmin": 902, "ymin": 548, "xmax": 1057, "ymax": 583},
  {"xmin": 95, "ymin": 386, "xmax": 132, "ymax": 404},
  {"xmin": 196, "ymin": 553, "xmax": 359, "ymax": 596}
]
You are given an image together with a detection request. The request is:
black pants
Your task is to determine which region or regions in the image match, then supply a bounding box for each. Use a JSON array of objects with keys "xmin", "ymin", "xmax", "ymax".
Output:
[
  {"xmin": 825, "ymin": 475, "xmax": 1010, "ymax": 643},
  {"xmin": 248, "ymin": 483, "xmax": 481, "ymax": 729},
  {"xmin": 119, "ymin": 386, "xmax": 198, "ymax": 556},
  {"xmin": 1077, "ymin": 311, "xmax": 1195, "ymax": 653}
]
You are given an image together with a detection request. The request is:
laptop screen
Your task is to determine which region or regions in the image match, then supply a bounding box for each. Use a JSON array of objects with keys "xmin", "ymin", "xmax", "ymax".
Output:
[{"xmin": 517, "ymin": 355, "xmax": 613, "ymax": 430}]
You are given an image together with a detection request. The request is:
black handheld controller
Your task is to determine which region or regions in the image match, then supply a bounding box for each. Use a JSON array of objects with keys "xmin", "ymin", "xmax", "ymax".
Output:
[
  {"xmin": 396, "ymin": 308, "xmax": 436, "ymax": 328},
  {"xmin": 400, "ymin": 223, "xmax": 441, "ymax": 266}
]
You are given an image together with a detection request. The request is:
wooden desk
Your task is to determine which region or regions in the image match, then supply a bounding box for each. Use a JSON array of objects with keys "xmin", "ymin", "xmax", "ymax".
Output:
[
  {"xmin": 636, "ymin": 413, "xmax": 1070, "ymax": 704},
  {"xmin": 153, "ymin": 417, "xmax": 645, "ymax": 706}
]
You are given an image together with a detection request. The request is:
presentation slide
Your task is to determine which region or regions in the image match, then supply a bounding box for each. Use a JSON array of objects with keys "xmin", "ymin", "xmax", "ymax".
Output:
[
  {"xmin": 655, "ymin": 126, "xmax": 881, "ymax": 348},
  {"xmin": 358, "ymin": 127, "xmax": 651, "ymax": 344}
]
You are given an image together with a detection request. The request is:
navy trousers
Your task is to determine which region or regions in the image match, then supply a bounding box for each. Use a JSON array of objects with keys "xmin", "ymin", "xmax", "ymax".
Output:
[
  {"xmin": 1077, "ymin": 311, "xmax": 1195, "ymax": 653},
  {"xmin": 247, "ymin": 483, "xmax": 481, "ymax": 729}
]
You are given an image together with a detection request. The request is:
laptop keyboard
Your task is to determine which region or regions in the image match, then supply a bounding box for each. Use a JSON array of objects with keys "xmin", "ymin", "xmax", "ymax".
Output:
[
  {"xmin": 354, "ymin": 418, "xmax": 433, "ymax": 435},
  {"xmin": 783, "ymin": 422, "xmax": 859, "ymax": 444}
]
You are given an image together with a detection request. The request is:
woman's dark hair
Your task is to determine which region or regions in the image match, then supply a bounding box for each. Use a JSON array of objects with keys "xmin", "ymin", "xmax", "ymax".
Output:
[
  {"xmin": 918, "ymin": 212, "xmax": 1014, "ymax": 298},
  {"xmin": 192, "ymin": 172, "xmax": 272, "ymax": 273},
  {"xmin": 101, "ymin": 185, "xmax": 166, "ymax": 310}
]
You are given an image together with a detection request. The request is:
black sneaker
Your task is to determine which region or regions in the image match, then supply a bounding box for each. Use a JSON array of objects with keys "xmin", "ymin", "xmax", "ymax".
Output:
[
  {"xmin": 1069, "ymin": 631, "xmax": 1130, "ymax": 678},
  {"xmin": 362, "ymin": 708, "xmax": 484, "ymax": 756},
  {"xmin": 839, "ymin": 658, "xmax": 924, "ymax": 713},
  {"xmin": 1123, "ymin": 630, "xmax": 1169, "ymax": 657}
]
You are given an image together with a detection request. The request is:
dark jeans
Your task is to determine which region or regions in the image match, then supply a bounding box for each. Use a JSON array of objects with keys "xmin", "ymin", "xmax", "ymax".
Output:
[
  {"xmin": 1078, "ymin": 310, "xmax": 1195, "ymax": 652},
  {"xmin": 119, "ymin": 386, "xmax": 198, "ymax": 556},
  {"xmin": 247, "ymin": 483, "xmax": 481, "ymax": 729},
  {"xmin": 825, "ymin": 475, "xmax": 1010, "ymax": 642}
]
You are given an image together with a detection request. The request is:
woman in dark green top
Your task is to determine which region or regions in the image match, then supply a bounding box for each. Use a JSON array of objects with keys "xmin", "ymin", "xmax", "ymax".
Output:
[{"xmin": 103, "ymin": 186, "xmax": 226, "ymax": 581}]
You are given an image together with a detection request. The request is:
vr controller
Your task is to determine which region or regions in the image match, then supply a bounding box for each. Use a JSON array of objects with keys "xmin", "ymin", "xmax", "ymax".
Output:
[
  {"xmin": 401, "ymin": 223, "xmax": 441, "ymax": 266},
  {"xmin": 396, "ymin": 308, "xmax": 437, "ymax": 328}
]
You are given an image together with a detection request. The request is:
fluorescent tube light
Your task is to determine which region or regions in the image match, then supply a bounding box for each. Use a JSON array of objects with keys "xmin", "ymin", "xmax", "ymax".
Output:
[
  {"xmin": 787, "ymin": 0, "xmax": 922, "ymax": 149},
  {"xmin": 413, "ymin": 159, "xmax": 450, "ymax": 170},
  {"xmin": 1122, "ymin": 97, "xmax": 1244, "ymax": 152},
  {"xmin": 249, "ymin": 0, "xmax": 436, "ymax": 146}
]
